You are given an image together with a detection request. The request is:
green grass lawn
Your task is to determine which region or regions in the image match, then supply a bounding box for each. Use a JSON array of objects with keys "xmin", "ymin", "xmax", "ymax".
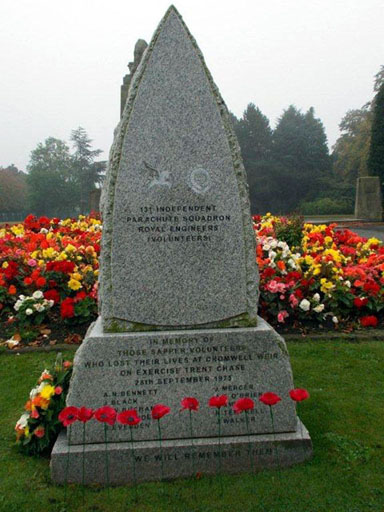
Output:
[{"xmin": 1, "ymin": 341, "xmax": 383, "ymax": 512}]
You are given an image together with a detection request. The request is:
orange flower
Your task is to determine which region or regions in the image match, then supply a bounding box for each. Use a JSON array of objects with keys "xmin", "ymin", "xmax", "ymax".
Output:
[
  {"xmin": 277, "ymin": 260, "xmax": 286, "ymax": 271},
  {"xmin": 8, "ymin": 285, "xmax": 17, "ymax": 295}
]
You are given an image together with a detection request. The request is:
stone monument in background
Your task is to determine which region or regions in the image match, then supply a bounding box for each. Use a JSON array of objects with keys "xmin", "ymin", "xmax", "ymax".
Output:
[
  {"xmin": 51, "ymin": 5, "xmax": 312, "ymax": 484},
  {"xmin": 355, "ymin": 176, "xmax": 383, "ymax": 221}
]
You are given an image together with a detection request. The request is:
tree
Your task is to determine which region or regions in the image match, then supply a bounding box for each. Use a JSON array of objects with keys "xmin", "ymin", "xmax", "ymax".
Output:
[
  {"xmin": 367, "ymin": 82, "xmax": 384, "ymax": 191},
  {"xmin": 0, "ymin": 165, "xmax": 28, "ymax": 213},
  {"xmin": 27, "ymin": 137, "xmax": 76, "ymax": 217},
  {"xmin": 70, "ymin": 127, "xmax": 104, "ymax": 213},
  {"xmin": 232, "ymin": 104, "xmax": 275, "ymax": 212},
  {"xmin": 332, "ymin": 107, "xmax": 372, "ymax": 182},
  {"xmin": 271, "ymin": 105, "xmax": 331, "ymax": 211}
]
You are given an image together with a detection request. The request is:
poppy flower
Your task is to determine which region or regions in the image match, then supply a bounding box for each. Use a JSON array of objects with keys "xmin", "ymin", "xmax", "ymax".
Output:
[
  {"xmin": 259, "ymin": 392, "xmax": 281, "ymax": 406},
  {"xmin": 360, "ymin": 315, "xmax": 378, "ymax": 327},
  {"xmin": 233, "ymin": 397, "xmax": 254, "ymax": 414},
  {"xmin": 77, "ymin": 406, "xmax": 94, "ymax": 423},
  {"xmin": 289, "ymin": 388, "xmax": 310, "ymax": 402},
  {"xmin": 58, "ymin": 406, "xmax": 79, "ymax": 426},
  {"xmin": 181, "ymin": 397, "xmax": 199, "ymax": 411},
  {"xmin": 208, "ymin": 395, "xmax": 228, "ymax": 408},
  {"xmin": 94, "ymin": 406, "xmax": 117, "ymax": 425},
  {"xmin": 151, "ymin": 404, "xmax": 171, "ymax": 420},
  {"xmin": 117, "ymin": 409, "xmax": 142, "ymax": 426}
]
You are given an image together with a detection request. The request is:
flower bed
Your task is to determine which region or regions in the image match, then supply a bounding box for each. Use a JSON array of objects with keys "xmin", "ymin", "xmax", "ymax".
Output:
[{"xmin": 1, "ymin": 213, "xmax": 383, "ymax": 347}]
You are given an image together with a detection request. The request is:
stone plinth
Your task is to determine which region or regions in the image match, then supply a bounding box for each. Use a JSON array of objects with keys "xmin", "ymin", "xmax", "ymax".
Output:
[
  {"xmin": 51, "ymin": 422, "xmax": 312, "ymax": 485},
  {"xmin": 355, "ymin": 176, "xmax": 383, "ymax": 221},
  {"xmin": 50, "ymin": 317, "xmax": 312, "ymax": 483}
]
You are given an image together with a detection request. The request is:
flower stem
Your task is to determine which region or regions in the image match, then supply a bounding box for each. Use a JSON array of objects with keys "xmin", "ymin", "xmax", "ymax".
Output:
[
  {"xmin": 104, "ymin": 424, "xmax": 110, "ymax": 494},
  {"xmin": 269, "ymin": 406, "xmax": 281, "ymax": 479},
  {"xmin": 82, "ymin": 423, "xmax": 86, "ymax": 504},
  {"xmin": 217, "ymin": 408, "xmax": 224, "ymax": 496},
  {"xmin": 130, "ymin": 427, "xmax": 138, "ymax": 503},
  {"xmin": 245, "ymin": 411, "xmax": 254, "ymax": 474},
  {"xmin": 189, "ymin": 410, "xmax": 197, "ymax": 477},
  {"xmin": 157, "ymin": 421, "xmax": 165, "ymax": 482},
  {"xmin": 64, "ymin": 425, "xmax": 71, "ymax": 503}
]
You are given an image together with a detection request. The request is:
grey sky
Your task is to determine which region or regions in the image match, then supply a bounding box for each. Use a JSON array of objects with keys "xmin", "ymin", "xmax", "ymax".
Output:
[{"xmin": 1, "ymin": 0, "xmax": 383, "ymax": 171}]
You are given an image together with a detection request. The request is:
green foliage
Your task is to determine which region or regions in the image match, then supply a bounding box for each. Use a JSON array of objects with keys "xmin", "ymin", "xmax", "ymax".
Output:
[
  {"xmin": 299, "ymin": 197, "xmax": 354, "ymax": 215},
  {"xmin": 368, "ymin": 82, "xmax": 384, "ymax": 192},
  {"xmin": 0, "ymin": 165, "xmax": 28, "ymax": 214},
  {"xmin": 70, "ymin": 127, "xmax": 105, "ymax": 213},
  {"xmin": 233, "ymin": 104, "xmax": 331, "ymax": 214},
  {"xmin": 26, "ymin": 137, "xmax": 76, "ymax": 217},
  {"xmin": 26, "ymin": 129, "xmax": 105, "ymax": 217},
  {"xmin": 273, "ymin": 214, "xmax": 304, "ymax": 248},
  {"xmin": 332, "ymin": 107, "xmax": 372, "ymax": 183}
]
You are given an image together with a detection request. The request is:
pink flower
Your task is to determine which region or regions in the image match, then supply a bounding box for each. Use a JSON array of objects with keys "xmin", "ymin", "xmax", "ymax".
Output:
[
  {"xmin": 289, "ymin": 294, "xmax": 299, "ymax": 307},
  {"xmin": 266, "ymin": 280, "xmax": 286, "ymax": 294},
  {"xmin": 55, "ymin": 386, "xmax": 63, "ymax": 395},
  {"xmin": 277, "ymin": 310, "xmax": 289, "ymax": 323},
  {"xmin": 27, "ymin": 259, "xmax": 37, "ymax": 267}
]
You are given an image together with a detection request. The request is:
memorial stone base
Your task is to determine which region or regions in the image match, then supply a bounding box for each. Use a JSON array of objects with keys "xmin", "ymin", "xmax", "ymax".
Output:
[
  {"xmin": 51, "ymin": 422, "xmax": 312, "ymax": 485},
  {"xmin": 50, "ymin": 317, "xmax": 312, "ymax": 484}
]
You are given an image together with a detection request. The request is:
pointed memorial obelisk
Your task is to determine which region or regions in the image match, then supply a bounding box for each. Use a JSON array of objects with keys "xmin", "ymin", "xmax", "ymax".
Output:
[{"xmin": 51, "ymin": 6, "xmax": 312, "ymax": 485}]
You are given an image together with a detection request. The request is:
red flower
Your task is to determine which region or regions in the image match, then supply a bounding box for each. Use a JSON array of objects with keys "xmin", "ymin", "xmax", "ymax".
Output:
[
  {"xmin": 151, "ymin": 404, "xmax": 171, "ymax": 420},
  {"xmin": 34, "ymin": 426, "xmax": 45, "ymax": 438},
  {"xmin": 259, "ymin": 392, "xmax": 281, "ymax": 406},
  {"xmin": 31, "ymin": 409, "xmax": 39, "ymax": 419},
  {"xmin": 74, "ymin": 290, "xmax": 87, "ymax": 302},
  {"xmin": 77, "ymin": 406, "xmax": 94, "ymax": 423},
  {"xmin": 54, "ymin": 386, "xmax": 63, "ymax": 395},
  {"xmin": 117, "ymin": 409, "xmax": 142, "ymax": 426},
  {"xmin": 63, "ymin": 360, "xmax": 72, "ymax": 369},
  {"xmin": 208, "ymin": 395, "xmax": 228, "ymax": 408},
  {"xmin": 58, "ymin": 406, "xmax": 79, "ymax": 426},
  {"xmin": 353, "ymin": 297, "xmax": 368, "ymax": 308},
  {"xmin": 181, "ymin": 397, "xmax": 199, "ymax": 411},
  {"xmin": 289, "ymin": 388, "xmax": 310, "ymax": 402},
  {"xmin": 233, "ymin": 397, "xmax": 254, "ymax": 414},
  {"xmin": 36, "ymin": 276, "xmax": 46, "ymax": 288},
  {"xmin": 44, "ymin": 289, "xmax": 60, "ymax": 304},
  {"xmin": 94, "ymin": 406, "xmax": 117, "ymax": 425},
  {"xmin": 8, "ymin": 285, "xmax": 17, "ymax": 295},
  {"xmin": 360, "ymin": 315, "xmax": 378, "ymax": 327},
  {"xmin": 60, "ymin": 297, "xmax": 75, "ymax": 318}
]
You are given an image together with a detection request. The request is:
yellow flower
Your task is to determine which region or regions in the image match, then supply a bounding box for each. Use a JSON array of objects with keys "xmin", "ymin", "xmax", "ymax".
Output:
[
  {"xmin": 65, "ymin": 244, "xmax": 76, "ymax": 254},
  {"xmin": 71, "ymin": 272, "xmax": 82, "ymax": 281},
  {"xmin": 2, "ymin": 261, "xmax": 8, "ymax": 269},
  {"xmin": 42, "ymin": 247, "xmax": 56, "ymax": 259},
  {"xmin": 68, "ymin": 279, "xmax": 82, "ymax": 291},
  {"xmin": 40, "ymin": 384, "xmax": 55, "ymax": 400},
  {"xmin": 57, "ymin": 251, "xmax": 68, "ymax": 261},
  {"xmin": 24, "ymin": 426, "xmax": 30, "ymax": 438}
]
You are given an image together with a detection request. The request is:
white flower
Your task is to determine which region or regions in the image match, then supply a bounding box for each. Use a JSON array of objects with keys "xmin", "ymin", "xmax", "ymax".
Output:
[
  {"xmin": 299, "ymin": 299, "xmax": 311, "ymax": 312},
  {"xmin": 345, "ymin": 280, "xmax": 351, "ymax": 288},
  {"xmin": 19, "ymin": 295, "xmax": 25, "ymax": 301},
  {"xmin": 313, "ymin": 293, "xmax": 320, "ymax": 303},
  {"xmin": 34, "ymin": 303, "xmax": 45, "ymax": 312},
  {"xmin": 263, "ymin": 243, "xmax": 271, "ymax": 251},
  {"xmin": 25, "ymin": 308, "xmax": 33, "ymax": 316},
  {"xmin": 16, "ymin": 413, "xmax": 30, "ymax": 429},
  {"xmin": 269, "ymin": 250, "xmax": 277, "ymax": 261},
  {"xmin": 270, "ymin": 240, "xmax": 278, "ymax": 249},
  {"xmin": 14, "ymin": 301, "xmax": 22, "ymax": 311},
  {"xmin": 39, "ymin": 228, "xmax": 48, "ymax": 234},
  {"xmin": 313, "ymin": 304, "xmax": 325, "ymax": 313},
  {"xmin": 32, "ymin": 290, "xmax": 44, "ymax": 299},
  {"xmin": 48, "ymin": 300, "xmax": 54, "ymax": 308},
  {"xmin": 29, "ymin": 387, "xmax": 38, "ymax": 399},
  {"xmin": 332, "ymin": 316, "xmax": 338, "ymax": 324}
]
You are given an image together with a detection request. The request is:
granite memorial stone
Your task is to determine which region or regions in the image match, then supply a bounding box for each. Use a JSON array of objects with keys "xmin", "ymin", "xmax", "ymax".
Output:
[{"xmin": 51, "ymin": 5, "xmax": 312, "ymax": 485}]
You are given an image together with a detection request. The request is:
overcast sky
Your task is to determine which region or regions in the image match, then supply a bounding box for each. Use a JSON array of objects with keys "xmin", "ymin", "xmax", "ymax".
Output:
[{"xmin": 1, "ymin": 0, "xmax": 383, "ymax": 171}]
